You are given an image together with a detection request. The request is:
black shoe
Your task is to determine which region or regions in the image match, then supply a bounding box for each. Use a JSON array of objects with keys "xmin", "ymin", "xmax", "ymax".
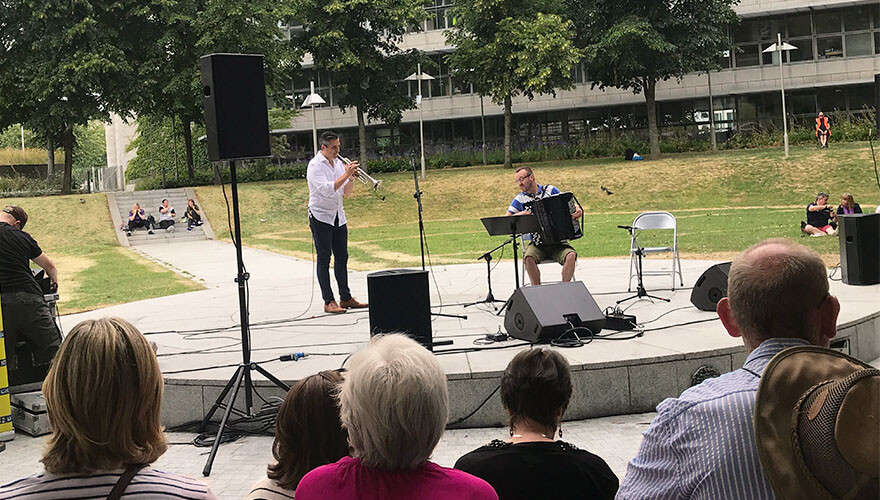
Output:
[{"xmin": 148, "ymin": 229, "xmax": 154, "ymax": 235}]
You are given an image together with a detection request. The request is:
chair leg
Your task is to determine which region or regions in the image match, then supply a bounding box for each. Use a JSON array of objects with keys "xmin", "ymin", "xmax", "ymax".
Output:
[{"xmin": 628, "ymin": 251, "xmax": 635, "ymax": 292}]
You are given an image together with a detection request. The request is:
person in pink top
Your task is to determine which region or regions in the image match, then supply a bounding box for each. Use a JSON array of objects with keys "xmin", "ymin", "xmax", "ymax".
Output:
[{"xmin": 295, "ymin": 334, "xmax": 499, "ymax": 500}]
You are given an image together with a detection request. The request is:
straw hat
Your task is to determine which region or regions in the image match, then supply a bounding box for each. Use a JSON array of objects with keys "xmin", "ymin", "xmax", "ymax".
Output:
[{"xmin": 755, "ymin": 346, "xmax": 879, "ymax": 500}]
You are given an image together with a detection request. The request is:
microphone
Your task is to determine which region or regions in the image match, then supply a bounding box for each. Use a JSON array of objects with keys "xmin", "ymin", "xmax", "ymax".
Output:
[
  {"xmin": 618, "ymin": 225, "xmax": 633, "ymax": 230},
  {"xmin": 280, "ymin": 352, "xmax": 307, "ymax": 362}
]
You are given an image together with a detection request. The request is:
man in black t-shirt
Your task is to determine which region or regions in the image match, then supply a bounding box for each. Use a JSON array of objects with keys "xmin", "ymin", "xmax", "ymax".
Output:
[
  {"xmin": 0, "ymin": 205, "xmax": 61, "ymax": 371},
  {"xmin": 803, "ymin": 192, "xmax": 837, "ymax": 237}
]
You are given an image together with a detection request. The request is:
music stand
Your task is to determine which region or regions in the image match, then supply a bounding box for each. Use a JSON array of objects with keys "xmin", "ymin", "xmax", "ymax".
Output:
[{"xmin": 480, "ymin": 215, "xmax": 541, "ymax": 289}]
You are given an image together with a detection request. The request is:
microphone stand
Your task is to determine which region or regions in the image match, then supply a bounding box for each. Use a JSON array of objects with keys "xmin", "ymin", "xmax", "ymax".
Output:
[
  {"xmin": 463, "ymin": 239, "xmax": 511, "ymax": 309},
  {"xmin": 616, "ymin": 225, "xmax": 669, "ymax": 305},
  {"xmin": 410, "ymin": 155, "xmax": 466, "ymax": 320}
]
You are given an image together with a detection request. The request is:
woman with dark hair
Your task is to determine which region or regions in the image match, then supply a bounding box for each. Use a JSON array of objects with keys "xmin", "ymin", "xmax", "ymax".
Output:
[
  {"xmin": 247, "ymin": 370, "xmax": 349, "ymax": 500},
  {"xmin": 455, "ymin": 348, "xmax": 618, "ymax": 500},
  {"xmin": 184, "ymin": 199, "xmax": 203, "ymax": 231}
]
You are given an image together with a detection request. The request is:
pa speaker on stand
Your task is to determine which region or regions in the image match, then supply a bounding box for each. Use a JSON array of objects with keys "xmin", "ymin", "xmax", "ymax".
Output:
[
  {"xmin": 838, "ymin": 213, "xmax": 880, "ymax": 285},
  {"xmin": 367, "ymin": 269, "xmax": 433, "ymax": 350}
]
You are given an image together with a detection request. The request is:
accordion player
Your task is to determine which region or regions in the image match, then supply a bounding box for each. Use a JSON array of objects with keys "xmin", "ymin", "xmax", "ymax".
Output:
[{"xmin": 524, "ymin": 192, "xmax": 583, "ymax": 246}]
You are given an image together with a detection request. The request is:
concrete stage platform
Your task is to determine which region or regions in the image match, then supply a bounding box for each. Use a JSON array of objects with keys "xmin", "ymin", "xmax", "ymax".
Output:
[{"xmin": 64, "ymin": 241, "xmax": 880, "ymax": 429}]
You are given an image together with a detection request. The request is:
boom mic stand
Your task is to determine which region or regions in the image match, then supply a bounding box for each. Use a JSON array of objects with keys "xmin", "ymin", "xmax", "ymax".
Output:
[
  {"xmin": 410, "ymin": 155, "xmax": 466, "ymax": 320},
  {"xmin": 616, "ymin": 225, "xmax": 669, "ymax": 305},
  {"xmin": 463, "ymin": 240, "xmax": 509, "ymax": 309},
  {"xmin": 199, "ymin": 159, "xmax": 290, "ymax": 476}
]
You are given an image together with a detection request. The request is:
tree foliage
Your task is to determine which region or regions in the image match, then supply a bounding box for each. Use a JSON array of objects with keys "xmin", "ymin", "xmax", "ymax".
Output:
[
  {"xmin": 446, "ymin": 0, "xmax": 583, "ymax": 167},
  {"xmin": 0, "ymin": 0, "xmax": 148, "ymax": 192},
  {"xmin": 572, "ymin": 0, "xmax": 738, "ymax": 157},
  {"xmin": 290, "ymin": 0, "xmax": 429, "ymax": 165}
]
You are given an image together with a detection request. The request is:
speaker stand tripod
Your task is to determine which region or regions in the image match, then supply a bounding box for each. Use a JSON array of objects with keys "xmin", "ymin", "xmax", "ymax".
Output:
[
  {"xmin": 198, "ymin": 160, "xmax": 290, "ymax": 476},
  {"xmin": 617, "ymin": 226, "xmax": 669, "ymax": 305}
]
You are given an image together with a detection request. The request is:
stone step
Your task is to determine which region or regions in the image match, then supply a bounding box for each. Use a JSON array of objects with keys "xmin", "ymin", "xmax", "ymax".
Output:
[{"xmin": 125, "ymin": 229, "xmax": 207, "ymax": 244}]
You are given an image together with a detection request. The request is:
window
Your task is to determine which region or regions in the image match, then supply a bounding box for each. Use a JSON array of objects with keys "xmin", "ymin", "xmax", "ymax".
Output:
[
  {"xmin": 843, "ymin": 6, "xmax": 871, "ymax": 31},
  {"xmin": 788, "ymin": 92, "xmax": 817, "ymax": 115},
  {"xmin": 875, "ymin": 32, "xmax": 880, "ymax": 54},
  {"xmin": 817, "ymin": 88, "xmax": 846, "ymax": 113},
  {"xmin": 813, "ymin": 11, "xmax": 842, "ymax": 35},
  {"xmin": 734, "ymin": 20, "xmax": 760, "ymax": 43},
  {"xmin": 787, "ymin": 38, "xmax": 814, "ymax": 62},
  {"xmin": 761, "ymin": 44, "xmax": 780, "ymax": 65},
  {"xmin": 847, "ymin": 85, "xmax": 874, "ymax": 112},
  {"xmin": 846, "ymin": 33, "xmax": 873, "ymax": 56},
  {"xmin": 735, "ymin": 44, "xmax": 760, "ymax": 67},
  {"xmin": 816, "ymin": 36, "xmax": 843, "ymax": 58},
  {"xmin": 786, "ymin": 14, "xmax": 812, "ymax": 37}
]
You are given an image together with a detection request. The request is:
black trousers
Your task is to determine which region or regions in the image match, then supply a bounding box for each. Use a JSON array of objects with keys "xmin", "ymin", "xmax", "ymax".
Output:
[
  {"xmin": 126, "ymin": 216, "xmax": 154, "ymax": 231},
  {"xmin": 309, "ymin": 215, "xmax": 351, "ymax": 305},
  {"xmin": 1, "ymin": 291, "xmax": 62, "ymax": 371}
]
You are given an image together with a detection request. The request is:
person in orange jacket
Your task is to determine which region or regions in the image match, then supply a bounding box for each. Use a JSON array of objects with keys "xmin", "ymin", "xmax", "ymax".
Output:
[{"xmin": 815, "ymin": 112, "xmax": 831, "ymax": 149}]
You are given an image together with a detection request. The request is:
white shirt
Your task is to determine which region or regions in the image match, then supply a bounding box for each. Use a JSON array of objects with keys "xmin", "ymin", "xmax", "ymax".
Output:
[
  {"xmin": 158, "ymin": 205, "xmax": 175, "ymax": 222},
  {"xmin": 307, "ymin": 151, "xmax": 349, "ymax": 226}
]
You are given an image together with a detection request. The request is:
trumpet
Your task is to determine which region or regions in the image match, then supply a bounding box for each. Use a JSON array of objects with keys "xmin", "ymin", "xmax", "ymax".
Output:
[{"xmin": 340, "ymin": 155, "xmax": 383, "ymax": 194}]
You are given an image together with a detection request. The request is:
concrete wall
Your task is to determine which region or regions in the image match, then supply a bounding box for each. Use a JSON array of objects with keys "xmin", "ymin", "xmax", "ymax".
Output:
[{"xmin": 104, "ymin": 113, "xmax": 138, "ymax": 189}]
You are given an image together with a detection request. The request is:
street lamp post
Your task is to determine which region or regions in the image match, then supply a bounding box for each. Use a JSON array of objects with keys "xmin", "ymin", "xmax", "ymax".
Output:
[
  {"xmin": 707, "ymin": 71, "xmax": 717, "ymax": 152},
  {"xmin": 763, "ymin": 33, "xmax": 797, "ymax": 158},
  {"xmin": 301, "ymin": 80, "xmax": 326, "ymax": 155},
  {"xmin": 405, "ymin": 64, "xmax": 435, "ymax": 179}
]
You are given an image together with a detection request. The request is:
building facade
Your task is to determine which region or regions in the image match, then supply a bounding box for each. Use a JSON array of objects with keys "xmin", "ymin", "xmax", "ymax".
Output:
[{"xmin": 283, "ymin": 0, "xmax": 880, "ymax": 158}]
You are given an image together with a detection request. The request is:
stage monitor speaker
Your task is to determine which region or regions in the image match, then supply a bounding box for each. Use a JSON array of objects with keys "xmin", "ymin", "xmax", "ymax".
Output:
[
  {"xmin": 503, "ymin": 281, "xmax": 605, "ymax": 343},
  {"xmin": 200, "ymin": 53, "xmax": 271, "ymax": 161},
  {"xmin": 367, "ymin": 269, "xmax": 432, "ymax": 350},
  {"xmin": 690, "ymin": 262, "xmax": 731, "ymax": 311},
  {"xmin": 839, "ymin": 213, "xmax": 880, "ymax": 286}
]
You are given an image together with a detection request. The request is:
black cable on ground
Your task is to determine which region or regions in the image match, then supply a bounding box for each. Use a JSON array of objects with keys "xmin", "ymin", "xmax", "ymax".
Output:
[{"xmin": 446, "ymin": 384, "xmax": 500, "ymax": 428}]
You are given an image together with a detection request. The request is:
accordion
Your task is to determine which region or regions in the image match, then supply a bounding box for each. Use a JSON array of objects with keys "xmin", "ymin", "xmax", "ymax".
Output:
[{"xmin": 524, "ymin": 192, "xmax": 582, "ymax": 245}]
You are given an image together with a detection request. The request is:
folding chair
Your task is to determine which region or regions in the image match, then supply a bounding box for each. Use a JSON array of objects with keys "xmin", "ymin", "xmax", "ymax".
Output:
[{"xmin": 628, "ymin": 211, "xmax": 684, "ymax": 291}]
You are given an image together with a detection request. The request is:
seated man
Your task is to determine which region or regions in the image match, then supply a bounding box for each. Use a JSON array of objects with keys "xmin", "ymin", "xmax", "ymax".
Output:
[
  {"xmin": 815, "ymin": 111, "xmax": 831, "ymax": 149},
  {"xmin": 506, "ymin": 167, "xmax": 582, "ymax": 286},
  {"xmin": 157, "ymin": 199, "xmax": 176, "ymax": 233},
  {"xmin": 0, "ymin": 205, "xmax": 62, "ymax": 378},
  {"xmin": 803, "ymin": 192, "xmax": 837, "ymax": 237},
  {"xmin": 616, "ymin": 238, "xmax": 840, "ymax": 499}
]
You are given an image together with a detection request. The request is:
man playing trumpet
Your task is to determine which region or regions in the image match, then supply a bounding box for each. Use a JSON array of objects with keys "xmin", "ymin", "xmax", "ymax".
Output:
[{"xmin": 307, "ymin": 131, "xmax": 368, "ymax": 314}]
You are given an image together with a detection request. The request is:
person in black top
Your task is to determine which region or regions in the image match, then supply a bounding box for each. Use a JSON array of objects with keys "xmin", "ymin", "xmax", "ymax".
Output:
[
  {"xmin": 803, "ymin": 192, "xmax": 837, "ymax": 237},
  {"xmin": 454, "ymin": 348, "xmax": 618, "ymax": 500},
  {"xmin": 0, "ymin": 205, "xmax": 62, "ymax": 372}
]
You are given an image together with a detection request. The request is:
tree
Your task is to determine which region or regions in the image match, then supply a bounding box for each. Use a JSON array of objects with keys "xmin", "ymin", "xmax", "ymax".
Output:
[
  {"xmin": 571, "ymin": 0, "xmax": 737, "ymax": 158},
  {"xmin": 130, "ymin": 0, "xmax": 299, "ymax": 181},
  {"xmin": 446, "ymin": 0, "xmax": 583, "ymax": 168},
  {"xmin": 0, "ymin": 0, "xmax": 146, "ymax": 193},
  {"xmin": 290, "ymin": 0, "xmax": 428, "ymax": 166}
]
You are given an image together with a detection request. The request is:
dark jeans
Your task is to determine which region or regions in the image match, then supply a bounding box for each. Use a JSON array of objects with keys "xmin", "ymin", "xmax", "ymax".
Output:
[
  {"xmin": 157, "ymin": 219, "xmax": 174, "ymax": 230},
  {"xmin": 127, "ymin": 216, "xmax": 154, "ymax": 231},
  {"xmin": 187, "ymin": 212, "xmax": 202, "ymax": 229},
  {"xmin": 309, "ymin": 215, "xmax": 351, "ymax": 305},
  {"xmin": 1, "ymin": 291, "xmax": 62, "ymax": 370}
]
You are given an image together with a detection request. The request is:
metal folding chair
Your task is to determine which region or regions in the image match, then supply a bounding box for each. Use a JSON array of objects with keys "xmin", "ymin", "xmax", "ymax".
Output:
[{"xmin": 628, "ymin": 211, "xmax": 684, "ymax": 291}]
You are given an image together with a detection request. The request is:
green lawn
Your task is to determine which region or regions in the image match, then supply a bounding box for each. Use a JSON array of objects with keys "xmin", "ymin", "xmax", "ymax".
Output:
[
  {"xmin": 196, "ymin": 143, "xmax": 878, "ymax": 268},
  {"xmin": 0, "ymin": 192, "xmax": 202, "ymax": 313}
]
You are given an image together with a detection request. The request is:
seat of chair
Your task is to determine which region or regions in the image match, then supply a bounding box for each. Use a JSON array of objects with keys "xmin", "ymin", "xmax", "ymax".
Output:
[{"xmin": 638, "ymin": 245, "xmax": 674, "ymax": 253}]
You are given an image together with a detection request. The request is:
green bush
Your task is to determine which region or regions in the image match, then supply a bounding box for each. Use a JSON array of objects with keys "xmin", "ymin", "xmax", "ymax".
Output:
[{"xmin": 0, "ymin": 175, "xmax": 63, "ymax": 197}]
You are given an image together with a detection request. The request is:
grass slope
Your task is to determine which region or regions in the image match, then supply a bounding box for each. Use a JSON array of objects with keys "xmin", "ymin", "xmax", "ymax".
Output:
[
  {"xmin": 196, "ymin": 143, "xmax": 879, "ymax": 269},
  {"xmin": 0, "ymin": 192, "xmax": 202, "ymax": 313}
]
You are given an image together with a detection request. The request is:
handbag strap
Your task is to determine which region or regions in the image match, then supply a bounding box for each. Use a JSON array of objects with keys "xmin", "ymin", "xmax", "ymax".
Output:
[{"xmin": 107, "ymin": 464, "xmax": 147, "ymax": 500}]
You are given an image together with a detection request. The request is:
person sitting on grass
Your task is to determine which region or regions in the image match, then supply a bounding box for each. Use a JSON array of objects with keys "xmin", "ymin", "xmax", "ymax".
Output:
[
  {"xmin": 125, "ymin": 203, "xmax": 154, "ymax": 236},
  {"xmin": 184, "ymin": 198, "xmax": 203, "ymax": 231},
  {"xmin": 836, "ymin": 192, "xmax": 862, "ymax": 216},
  {"xmin": 295, "ymin": 334, "xmax": 498, "ymax": 500},
  {"xmin": 157, "ymin": 199, "xmax": 176, "ymax": 233},
  {"xmin": 247, "ymin": 370, "xmax": 350, "ymax": 500},
  {"xmin": 454, "ymin": 348, "xmax": 619, "ymax": 500},
  {"xmin": 802, "ymin": 192, "xmax": 837, "ymax": 237},
  {"xmin": 0, "ymin": 317, "xmax": 217, "ymax": 499}
]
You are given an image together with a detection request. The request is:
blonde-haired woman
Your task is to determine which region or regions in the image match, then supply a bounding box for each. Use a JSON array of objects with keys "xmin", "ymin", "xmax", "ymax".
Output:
[
  {"xmin": 836, "ymin": 193, "xmax": 862, "ymax": 215},
  {"xmin": 295, "ymin": 334, "xmax": 498, "ymax": 500},
  {"xmin": 0, "ymin": 317, "xmax": 216, "ymax": 499}
]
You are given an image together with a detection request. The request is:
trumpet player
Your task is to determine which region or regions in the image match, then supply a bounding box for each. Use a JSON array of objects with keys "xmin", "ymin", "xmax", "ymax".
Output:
[{"xmin": 307, "ymin": 131, "xmax": 368, "ymax": 314}]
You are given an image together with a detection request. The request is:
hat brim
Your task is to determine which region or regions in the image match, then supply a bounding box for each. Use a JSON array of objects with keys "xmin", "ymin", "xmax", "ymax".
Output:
[{"xmin": 755, "ymin": 345, "xmax": 871, "ymax": 500}]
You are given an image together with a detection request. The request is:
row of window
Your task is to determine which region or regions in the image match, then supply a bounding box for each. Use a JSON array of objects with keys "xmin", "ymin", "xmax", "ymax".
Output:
[{"xmin": 280, "ymin": 83, "xmax": 875, "ymax": 157}]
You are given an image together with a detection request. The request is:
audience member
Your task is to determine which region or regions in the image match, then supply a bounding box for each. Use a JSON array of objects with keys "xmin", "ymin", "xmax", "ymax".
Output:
[
  {"xmin": 455, "ymin": 348, "xmax": 618, "ymax": 500},
  {"xmin": 157, "ymin": 199, "xmax": 176, "ymax": 233},
  {"xmin": 295, "ymin": 334, "xmax": 498, "ymax": 500},
  {"xmin": 185, "ymin": 198, "xmax": 203, "ymax": 231},
  {"xmin": 125, "ymin": 203, "xmax": 155, "ymax": 236},
  {"xmin": 0, "ymin": 317, "xmax": 217, "ymax": 498},
  {"xmin": 836, "ymin": 192, "xmax": 862, "ymax": 215},
  {"xmin": 616, "ymin": 238, "xmax": 840, "ymax": 499},
  {"xmin": 754, "ymin": 346, "xmax": 878, "ymax": 500},
  {"xmin": 802, "ymin": 191, "xmax": 837, "ymax": 236},
  {"xmin": 247, "ymin": 370, "xmax": 349, "ymax": 500}
]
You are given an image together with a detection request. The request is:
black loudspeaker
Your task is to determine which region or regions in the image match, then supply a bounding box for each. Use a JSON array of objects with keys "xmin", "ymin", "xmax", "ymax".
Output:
[
  {"xmin": 367, "ymin": 269, "xmax": 432, "ymax": 350},
  {"xmin": 839, "ymin": 213, "xmax": 880, "ymax": 286},
  {"xmin": 200, "ymin": 53, "xmax": 271, "ymax": 161},
  {"xmin": 503, "ymin": 281, "xmax": 605, "ymax": 343},
  {"xmin": 690, "ymin": 262, "xmax": 731, "ymax": 311}
]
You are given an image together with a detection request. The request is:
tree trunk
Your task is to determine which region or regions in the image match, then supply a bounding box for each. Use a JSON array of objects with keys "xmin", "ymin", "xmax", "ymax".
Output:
[
  {"xmin": 47, "ymin": 138, "xmax": 55, "ymax": 177},
  {"xmin": 182, "ymin": 119, "xmax": 195, "ymax": 181},
  {"xmin": 61, "ymin": 128, "xmax": 75, "ymax": 194},
  {"xmin": 503, "ymin": 95, "xmax": 513, "ymax": 169},
  {"xmin": 645, "ymin": 78, "xmax": 660, "ymax": 159},
  {"xmin": 356, "ymin": 106, "xmax": 368, "ymax": 167}
]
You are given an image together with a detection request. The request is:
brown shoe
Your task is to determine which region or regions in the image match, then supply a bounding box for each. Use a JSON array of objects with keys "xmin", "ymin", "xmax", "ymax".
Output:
[
  {"xmin": 324, "ymin": 301, "xmax": 346, "ymax": 314},
  {"xmin": 339, "ymin": 297, "xmax": 368, "ymax": 309}
]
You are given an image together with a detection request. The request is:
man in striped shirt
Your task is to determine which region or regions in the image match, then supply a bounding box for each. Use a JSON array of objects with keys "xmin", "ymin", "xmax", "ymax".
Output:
[{"xmin": 616, "ymin": 238, "xmax": 841, "ymax": 499}]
